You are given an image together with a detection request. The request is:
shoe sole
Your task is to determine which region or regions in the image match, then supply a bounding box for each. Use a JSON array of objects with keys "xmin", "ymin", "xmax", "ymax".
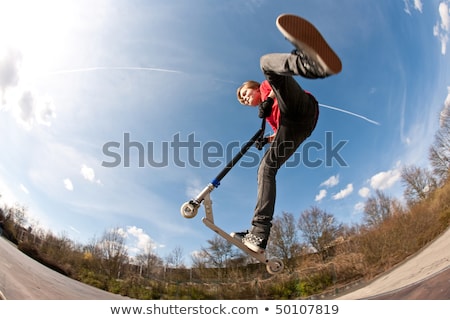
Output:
[{"xmin": 276, "ymin": 14, "xmax": 342, "ymax": 75}]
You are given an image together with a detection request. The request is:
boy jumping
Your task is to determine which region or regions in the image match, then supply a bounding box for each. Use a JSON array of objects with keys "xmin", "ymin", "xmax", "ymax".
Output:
[{"xmin": 232, "ymin": 14, "xmax": 342, "ymax": 253}]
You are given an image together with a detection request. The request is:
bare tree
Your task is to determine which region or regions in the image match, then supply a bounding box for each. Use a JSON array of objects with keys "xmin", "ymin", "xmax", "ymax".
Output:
[
  {"xmin": 429, "ymin": 114, "xmax": 450, "ymax": 183},
  {"xmin": 297, "ymin": 206, "xmax": 343, "ymax": 260},
  {"xmin": 165, "ymin": 246, "xmax": 185, "ymax": 269},
  {"xmin": 401, "ymin": 165, "xmax": 437, "ymax": 206},
  {"xmin": 363, "ymin": 190, "xmax": 401, "ymax": 227},
  {"xmin": 1, "ymin": 203, "xmax": 28, "ymax": 241},
  {"xmin": 135, "ymin": 243, "xmax": 163, "ymax": 277},
  {"xmin": 11, "ymin": 204, "xmax": 27, "ymax": 228},
  {"xmin": 201, "ymin": 235, "xmax": 236, "ymax": 269},
  {"xmin": 98, "ymin": 227, "xmax": 129, "ymax": 279},
  {"xmin": 190, "ymin": 250, "xmax": 209, "ymax": 269},
  {"xmin": 82, "ymin": 235, "xmax": 103, "ymax": 272},
  {"xmin": 40, "ymin": 231, "xmax": 75, "ymax": 263},
  {"xmin": 268, "ymin": 212, "xmax": 303, "ymax": 269}
]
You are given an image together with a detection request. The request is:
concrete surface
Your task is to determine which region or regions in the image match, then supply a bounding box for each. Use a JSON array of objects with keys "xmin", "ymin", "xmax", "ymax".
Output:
[
  {"xmin": 1, "ymin": 227, "xmax": 449, "ymax": 300},
  {"xmin": 336, "ymin": 226, "xmax": 450, "ymax": 299},
  {"xmin": 0, "ymin": 237, "xmax": 128, "ymax": 299}
]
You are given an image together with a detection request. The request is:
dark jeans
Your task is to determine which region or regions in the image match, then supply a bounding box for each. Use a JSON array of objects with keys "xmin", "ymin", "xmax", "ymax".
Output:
[{"xmin": 250, "ymin": 53, "xmax": 319, "ymax": 241}]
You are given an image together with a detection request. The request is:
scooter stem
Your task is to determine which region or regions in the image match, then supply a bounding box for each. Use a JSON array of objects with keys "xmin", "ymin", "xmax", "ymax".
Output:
[{"xmin": 211, "ymin": 118, "xmax": 266, "ymax": 187}]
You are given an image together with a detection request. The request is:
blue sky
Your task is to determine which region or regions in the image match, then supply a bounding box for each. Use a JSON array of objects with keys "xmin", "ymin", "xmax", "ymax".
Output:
[{"xmin": 1, "ymin": 0, "xmax": 449, "ymax": 263}]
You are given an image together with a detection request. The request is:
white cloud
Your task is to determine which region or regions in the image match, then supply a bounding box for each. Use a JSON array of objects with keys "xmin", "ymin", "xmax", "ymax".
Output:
[
  {"xmin": 358, "ymin": 187, "xmax": 371, "ymax": 198},
  {"xmin": 63, "ymin": 178, "xmax": 74, "ymax": 191},
  {"xmin": 0, "ymin": 52, "xmax": 56, "ymax": 129},
  {"xmin": 414, "ymin": 0, "xmax": 423, "ymax": 13},
  {"xmin": 404, "ymin": 0, "xmax": 412, "ymax": 14},
  {"xmin": 403, "ymin": 0, "xmax": 423, "ymax": 14},
  {"xmin": 116, "ymin": 227, "xmax": 127, "ymax": 238},
  {"xmin": 369, "ymin": 169, "xmax": 401, "ymax": 190},
  {"xmin": 332, "ymin": 183, "xmax": 354, "ymax": 200},
  {"xmin": 123, "ymin": 226, "xmax": 155, "ymax": 255},
  {"xmin": 354, "ymin": 202, "xmax": 365, "ymax": 213},
  {"xmin": 127, "ymin": 226, "xmax": 153, "ymax": 248},
  {"xmin": 434, "ymin": 1, "xmax": 450, "ymax": 55},
  {"xmin": 439, "ymin": 1, "xmax": 450, "ymax": 30},
  {"xmin": 12, "ymin": 89, "xmax": 56, "ymax": 130},
  {"xmin": 80, "ymin": 164, "xmax": 101, "ymax": 184},
  {"xmin": 440, "ymin": 86, "xmax": 450, "ymax": 127},
  {"xmin": 20, "ymin": 183, "xmax": 29, "ymax": 194},
  {"xmin": 315, "ymin": 189, "xmax": 327, "ymax": 202},
  {"xmin": 81, "ymin": 165, "xmax": 95, "ymax": 182},
  {"xmin": 320, "ymin": 175, "xmax": 339, "ymax": 188},
  {"xmin": 17, "ymin": 90, "xmax": 34, "ymax": 124},
  {"xmin": 0, "ymin": 47, "xmax": 21, "ymax": 95},
  {"xmin": 36, "ymin": 95, "xmax": 56, "ymax": 126}
]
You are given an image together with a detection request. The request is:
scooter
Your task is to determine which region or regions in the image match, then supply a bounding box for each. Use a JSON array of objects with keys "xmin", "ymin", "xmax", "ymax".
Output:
[{"xmin": 180, "ymin": 119, "xmax": 284, "ymax": 274}]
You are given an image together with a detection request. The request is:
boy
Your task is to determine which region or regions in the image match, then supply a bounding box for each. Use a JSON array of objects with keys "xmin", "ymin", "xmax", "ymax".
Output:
[{"xmin": 232, "ymin": 14, "xmax": 341, "ymax": 253}]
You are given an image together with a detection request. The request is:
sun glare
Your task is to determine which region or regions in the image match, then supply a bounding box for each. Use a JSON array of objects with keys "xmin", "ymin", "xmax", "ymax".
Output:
[{"xmin": 0, "ymin": 0, "xmax": 80, "ymax": 79}]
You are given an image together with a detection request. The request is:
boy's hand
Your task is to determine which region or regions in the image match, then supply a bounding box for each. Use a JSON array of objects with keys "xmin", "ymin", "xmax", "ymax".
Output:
[
  {"xmin": 258, "ymin": 97, "xmax": 274, "ymax": 118},
  {"xmin": 255, "ymin": 137, "xmax": 269, "ymax": 150},
  {"xmin": 255, "ymin": 133, "xmax": 275, "ymax": 150}
]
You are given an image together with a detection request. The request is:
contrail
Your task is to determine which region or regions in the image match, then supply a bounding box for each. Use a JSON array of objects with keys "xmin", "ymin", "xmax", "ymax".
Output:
[
  {"xmin": 319, "ymin": 103, "xmax": 380, "ymax": 126},
  {"xmin": 46, "ymin": 66, "xmax": 184, "ymax": 75},
  {"xmin": 39, "ymin": 68, "xmax": 380, "ymax": 127}
]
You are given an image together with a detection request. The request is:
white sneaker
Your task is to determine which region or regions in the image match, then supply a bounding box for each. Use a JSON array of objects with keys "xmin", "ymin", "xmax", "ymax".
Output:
[
  {"xmin": 242, "ymin": 233, "xmax": 267, "ymax": 254},
  {"xmin": 276, "ymin": 13, "xmax": 342, "ymax": 76}
]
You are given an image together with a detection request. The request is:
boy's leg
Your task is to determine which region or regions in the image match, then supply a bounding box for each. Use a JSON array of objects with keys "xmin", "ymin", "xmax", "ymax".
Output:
[
  {"xmin": 243, "ymin": 54, "xmax": 320, "ymax": 252},
  {"xmin": 260, "ymin": 53, "xmax": 318, "ymax": 118},
  {"xmin": 249, "ymin": 123, "xmax": 312, "ymax": 248},
  {"xmin": 261, "ymin": 52, "xmax": 324, "ymax": 79}
]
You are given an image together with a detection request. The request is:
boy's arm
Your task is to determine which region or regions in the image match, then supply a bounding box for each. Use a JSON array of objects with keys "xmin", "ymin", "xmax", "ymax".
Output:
[
  {"xmin": 266, "ymin": 89, "xmax": 276, "ymax": 143},
  {"xmin": 267, "ymin": 90, "xmax": 276, "ymax": 100},
  {"xmin": 267, "ymin": 133, "xmax": 276, "ymax": 143}
]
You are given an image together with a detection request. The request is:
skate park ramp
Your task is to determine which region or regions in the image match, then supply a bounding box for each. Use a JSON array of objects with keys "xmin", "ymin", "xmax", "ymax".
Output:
[
  {"xmin": 335, "ymin": 226, "xmax": 450, "ymax": 300},
  {"xmin": 0, "ymin": 227, "xmax": 449, "ymax": 299},
  {"xmin": 0, "ymin": 236, "xmax": 129, "ymax": 300}
]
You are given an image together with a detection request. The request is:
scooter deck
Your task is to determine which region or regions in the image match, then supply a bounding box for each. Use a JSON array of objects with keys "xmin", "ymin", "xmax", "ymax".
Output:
[{"xmin": 202, "ymin": 217, "xmax": 268, "ymax": 264}]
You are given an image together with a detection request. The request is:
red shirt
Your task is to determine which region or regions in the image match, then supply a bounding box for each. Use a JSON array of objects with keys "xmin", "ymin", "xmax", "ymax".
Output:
[
  {"xmin": 259, "ymin": 80, "xmax": 280, "ymax": 133},
  {"xmin": 260, "ymin": 80, "xmax": 314, "ymax": 133}
]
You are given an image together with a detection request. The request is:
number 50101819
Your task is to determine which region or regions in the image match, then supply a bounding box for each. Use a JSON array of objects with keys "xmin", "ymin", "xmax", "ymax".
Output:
[{"xmin": 275, "ymin": 304, "xmax": 339, "ymax": 315}]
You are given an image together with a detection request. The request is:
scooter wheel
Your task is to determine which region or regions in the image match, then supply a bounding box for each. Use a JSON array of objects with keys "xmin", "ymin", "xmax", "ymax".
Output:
[
  {"xmin": 180, "ymin": 202, "xmax": 198, "ymax": 219},
  {"xmin": 266, "ymin": 258, "xmax": 284, "ymax": 274}
]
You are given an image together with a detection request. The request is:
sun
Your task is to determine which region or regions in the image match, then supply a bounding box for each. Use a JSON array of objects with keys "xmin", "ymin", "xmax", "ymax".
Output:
[{"xmin": 0, "ymin": 0, "xmax": 80, "ymax": 78}]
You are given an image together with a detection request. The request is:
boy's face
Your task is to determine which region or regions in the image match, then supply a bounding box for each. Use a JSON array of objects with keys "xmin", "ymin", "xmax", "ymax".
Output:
[{"xmin": 239, "ymin": 86, "xmax": 261, "ymax": 106}]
